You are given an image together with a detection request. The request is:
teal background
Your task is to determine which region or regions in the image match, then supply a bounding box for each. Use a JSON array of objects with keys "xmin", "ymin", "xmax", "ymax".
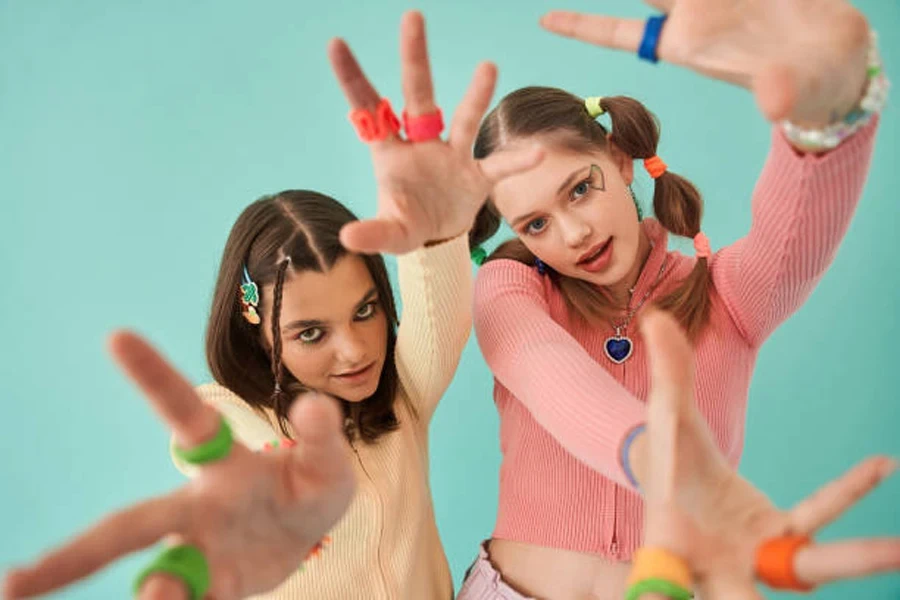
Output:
[{"xmin": 1, "ymin": 1, "xmax": 898, "ymax": 598}]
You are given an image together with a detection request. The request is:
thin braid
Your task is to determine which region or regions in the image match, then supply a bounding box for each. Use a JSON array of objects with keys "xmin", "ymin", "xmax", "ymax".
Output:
[{"xmin": 270, "ymin": 259, "xmax": 290, "ymax": 403}]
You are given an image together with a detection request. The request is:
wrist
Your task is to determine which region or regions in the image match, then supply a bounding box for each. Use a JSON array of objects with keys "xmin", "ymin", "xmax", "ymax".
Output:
[
  {"xmin": 425, "ymin": 230, "xmax": 467, "ymax": 247},
  {"xmin": 782, "ymin": 29, "xmax": 888, "ymax": 152}
]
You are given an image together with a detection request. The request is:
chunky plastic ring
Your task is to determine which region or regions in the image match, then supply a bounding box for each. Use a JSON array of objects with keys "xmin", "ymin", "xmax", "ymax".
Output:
[
  {"xmin": 638, "ymin": 15, "xmax": 668, "ymax": 63},
  {"xmin": 133, "ymin": 544, "xmax": 210, "ymax": 600}
]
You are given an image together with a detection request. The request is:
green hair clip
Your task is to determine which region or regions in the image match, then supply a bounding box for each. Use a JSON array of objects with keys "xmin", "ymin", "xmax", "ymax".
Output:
[{"xmin": 240, "ymin": 265, "xmax": 261, "ymax": 325}]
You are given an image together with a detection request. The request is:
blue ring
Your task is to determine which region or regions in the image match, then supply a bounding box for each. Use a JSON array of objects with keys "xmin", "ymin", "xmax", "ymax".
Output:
[{"xmin": 638, "ymin": 15, "xmax": 667, "ymax": 63}]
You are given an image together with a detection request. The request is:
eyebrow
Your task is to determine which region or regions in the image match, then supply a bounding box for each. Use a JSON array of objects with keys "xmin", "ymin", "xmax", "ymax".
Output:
[
  {"xmin": 508, "ymin": 165, "xmax": 591, "ymax": 228},
  {"xmin": 281, "ymin": 287, "xmax": 378, "ymax": 332}
]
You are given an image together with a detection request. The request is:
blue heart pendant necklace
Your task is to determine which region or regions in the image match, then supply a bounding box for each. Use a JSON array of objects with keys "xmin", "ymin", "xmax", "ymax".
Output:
[{"xmin": 604, "ymin": 253, "xmax": 669, "ymax": 365}]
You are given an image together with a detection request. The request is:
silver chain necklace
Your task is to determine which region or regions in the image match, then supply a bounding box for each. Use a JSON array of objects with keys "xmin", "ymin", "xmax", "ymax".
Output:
[{"xmin": 603, "ymin": 254, "xmax": 669, "ymax": 364}]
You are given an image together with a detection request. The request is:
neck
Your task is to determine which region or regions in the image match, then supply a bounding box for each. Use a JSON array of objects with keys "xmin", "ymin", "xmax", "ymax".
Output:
[{"xmin": 607, "ymin": 228, "xmax": 652, "ymax": 307}]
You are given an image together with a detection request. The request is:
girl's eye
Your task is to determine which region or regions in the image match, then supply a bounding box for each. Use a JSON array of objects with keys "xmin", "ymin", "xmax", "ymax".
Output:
[
  {"xmin": 572, "ymin": 180, "xmax": 590, "ymax": 198},
  {"xmin": 298, "ymin": 328, "xmax": 324, "ymax": 344},
  {"xmin": 525, "ymin": 217, "xmax": 548, "ymax": 235},
  {"xmin": 355, "ymin": 301, "xmax": 377, "ymax": 320}
]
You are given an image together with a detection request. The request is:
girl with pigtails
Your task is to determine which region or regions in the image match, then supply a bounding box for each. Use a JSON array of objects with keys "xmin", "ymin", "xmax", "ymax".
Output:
[{"xmin": 456, "ymin": 1, "xmax": 891, "ymax": 597}]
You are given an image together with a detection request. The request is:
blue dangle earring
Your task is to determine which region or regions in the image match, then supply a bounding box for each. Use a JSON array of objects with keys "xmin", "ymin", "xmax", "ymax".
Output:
[{"xmin": 535, "ymin": 257, "xmax": 548, "ymax": 275}]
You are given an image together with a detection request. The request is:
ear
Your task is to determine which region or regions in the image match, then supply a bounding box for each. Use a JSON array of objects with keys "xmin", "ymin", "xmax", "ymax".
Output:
[{"xmin": 606, "ymin": 136, "xmax": 635, "ymax": 186}]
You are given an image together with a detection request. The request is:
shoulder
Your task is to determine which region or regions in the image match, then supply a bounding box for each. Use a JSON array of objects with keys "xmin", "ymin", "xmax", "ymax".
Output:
[{"xmin": 475, "ymin": 258, "xmax": 548, "ymax": 300}]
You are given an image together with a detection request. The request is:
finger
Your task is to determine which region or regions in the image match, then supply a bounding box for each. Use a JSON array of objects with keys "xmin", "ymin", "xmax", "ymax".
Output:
[
  {"xmin": 794, "ymin": 537, "xmax": 900, "ymax": 585},
  {"xmin": 2, "ymin": 493, "xmax": 186, "ymax": 599},
  {"xmin": 327, "ymin": 38, "xmax": 382, "ymax": 111},
  {"xmin": 790, "ymin": 457, "xmax": 897, "ymax": 535},
  {"xmin": 108, "ymin": 331, "xmax": 221, "ymax": 449},
  {"xmin": 284, "ymin": 393, "xmax": 355, "ymax": 525},
  {"xmin": 540, "ymin": 12, "xmax": 644, "ymax": 52},
  {"xmin": 400, "ymin": 11, "xmax": 438, "ymax": 116},
  {"xmin": 339, "ymin": 219, "xmax": 416, "ymax": 255},
  {"xmin": 639, "ymin": 308, "xmax": 694, "ymax": 415},
  {"xmin": 477, "ymin": 146, "xmax": 544, "ymax": 184},
  {"xmin": 638, "ymin": 307, "xmax": 695, "ymax": 498},
  {"xmin": 289, "ymin": 392, "xmax": 345, "ymax": 448},
  {"xmin": 285, "ymin": 393, "xmax": 352, "ymax": 485},
  {"xmin": 644, "ymin": 0, "xmax": 674, "ymax": 11},
  {"xmin": 753, "ymin": 63, "xmax": 798, "ymax": 122},
  {"xmin": 697, "ymin": 576, "xmax": 764, "ymax": 600},
  {"xmin": 449, "ymin": 62, "xmax": 497, "ymax": 153},
  {"xmin": 137, "ymin": 573, "xmax": 191, "ymax": 600}
]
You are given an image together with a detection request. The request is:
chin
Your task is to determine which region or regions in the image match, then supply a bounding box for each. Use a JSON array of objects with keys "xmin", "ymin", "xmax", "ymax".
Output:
[
  {"xmin": 568, "ymin": 263, "xmax": 629, "ymax": 288},
  {"xmin": 341, "ymin": 386, "xmax": 377, "ymax": 403},
  {"xmin": 338, "ymin": 375, "xmax": 382, "ymax": 403}
]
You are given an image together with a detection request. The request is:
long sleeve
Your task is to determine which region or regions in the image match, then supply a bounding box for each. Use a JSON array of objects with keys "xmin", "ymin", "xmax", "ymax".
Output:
[
  {"xmin": 170, "ymin": 382, "xmax": 278, "ymax": 477},
  {"xmin": 394, "ymin": 234, "xmax": 473, "ymax": 426},
  {"xmin": 712, "ymin": 117, "xmax": 879, "ymax": 347},
  {"xmin": 474, "ymin": 260, "xmax": 646, "ymax": 489}
]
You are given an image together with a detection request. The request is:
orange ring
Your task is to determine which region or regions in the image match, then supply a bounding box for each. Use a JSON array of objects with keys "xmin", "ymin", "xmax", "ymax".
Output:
[{"xmin": 755, "ymin": 535, "xmax": 815, "ymax": 591}]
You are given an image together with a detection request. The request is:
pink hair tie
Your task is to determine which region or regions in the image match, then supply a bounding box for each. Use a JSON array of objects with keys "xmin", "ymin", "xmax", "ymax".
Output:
[
  {"xmin": 644, "ymin": 155, "xmax": 667, "ymax": 179},
  {"xmin": 693, "ymin": 232, "xmax": 711, "ymax": 259},
  {"xmin": 403, "ymin": 108, "xmax": 444, "ymax": 142}
]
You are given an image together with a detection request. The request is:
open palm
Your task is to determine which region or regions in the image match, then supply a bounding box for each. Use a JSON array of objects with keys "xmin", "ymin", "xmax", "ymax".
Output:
[
  {"xmin": 541, "ymin": 0, "xmax": 870, "ymax": 126},
  {"xmin": 3, "ymin": 332, "xmax": 355, "ymax": 600},
  {"xmin": 329, "ymin": 11, "xmax": 543, "ymax": 255},
  {"xmin": 640, "ymin": 310, "xmax": 900, "ymax": 599}
]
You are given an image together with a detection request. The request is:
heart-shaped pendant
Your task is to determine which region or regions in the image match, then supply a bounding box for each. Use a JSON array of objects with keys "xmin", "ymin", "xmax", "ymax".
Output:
[{"xmin": 604, "ymin": 335, "xmax": 633, "ymax": 364}]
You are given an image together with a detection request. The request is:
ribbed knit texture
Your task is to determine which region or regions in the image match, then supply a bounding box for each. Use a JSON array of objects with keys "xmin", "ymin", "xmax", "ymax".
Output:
[{"xmin": 473, "ymin": 120, "xmax": 879, "ymax": 561}]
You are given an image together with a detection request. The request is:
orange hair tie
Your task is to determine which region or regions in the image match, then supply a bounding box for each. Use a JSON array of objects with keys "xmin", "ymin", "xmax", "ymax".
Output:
[
  {"xmin": 644, "ymin": 155, "xmax": 667, "ymax": 179},
  {"xmin": 693, "ymin": 232, "xmax": 711, "ymax": 259},
  {"xmin": 755, "ymin": 535, "xmax": 815, "ymax": 592}
]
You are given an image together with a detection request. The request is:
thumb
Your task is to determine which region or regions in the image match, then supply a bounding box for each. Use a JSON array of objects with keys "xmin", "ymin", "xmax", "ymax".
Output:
[
  {"xmin": 639, "ymin": 307, "xmax": 695, "ymax": 417},
  {"xmin": 753, "ymin": 63, "xmax": 798, "ymax": 122},
  {"xmin": 478, "ymin": 146, "xmax": 544, "ymax": 185},
  {"xmin": 339, "ymin": 219, "xmax": 417, "ymax": 255},
  {"xmin": 638, "ymin": 308, "xmax": 695, "ymax": 499},
  {"xmin": 288, "ymin": 392, "xmax": 345, "ymax": 448}
]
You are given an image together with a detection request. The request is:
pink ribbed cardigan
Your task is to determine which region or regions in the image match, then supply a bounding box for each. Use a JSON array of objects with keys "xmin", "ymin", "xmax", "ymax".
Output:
[{"xmin": 473, "ymin": 119, "xmax": 878, "ymax": 559}]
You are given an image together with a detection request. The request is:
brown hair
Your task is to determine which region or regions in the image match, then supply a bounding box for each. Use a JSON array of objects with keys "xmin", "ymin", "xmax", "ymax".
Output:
[
  {"xmin": 207, "ymin": 190, "xmax": 400, "ymax": 443},
  {"xmin": 471, "ymin": 87, "xmax": 711, "ymax": 338}
]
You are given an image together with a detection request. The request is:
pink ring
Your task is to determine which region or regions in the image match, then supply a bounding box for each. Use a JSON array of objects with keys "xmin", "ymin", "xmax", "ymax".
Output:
[
  {"xmin": 349, "ymin": 99, "xmax": 401, "ymax": 143},
  {"xmin": 403, "ymin": 108, "xmax": 444, "ymax": 142}
]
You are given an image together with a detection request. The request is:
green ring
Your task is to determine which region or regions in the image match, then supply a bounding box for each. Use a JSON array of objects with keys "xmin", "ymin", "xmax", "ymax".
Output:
[
  {"xmin": 625, "ymin": 577, "xmax": 693, "ymax": 600},
  {"xmin": 172, "ymin": 417, "xmax": 233, "ymax": 465},
  {"xmin": 133, "ymin": 544, "xmax": 210, "ymax": 600}
]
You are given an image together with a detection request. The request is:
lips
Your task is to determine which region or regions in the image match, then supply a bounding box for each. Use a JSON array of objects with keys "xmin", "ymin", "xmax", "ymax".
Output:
[
  {"xmin": 334, "ymin": 362, "xmax": 375, "ymax": 379},
  {"xmin": 576, "ymin": 238, "xmax": 614, "ymax": 273},
  {"xmin": 577, "ymin": 239, "xmax": 611, "ymax": 265}
]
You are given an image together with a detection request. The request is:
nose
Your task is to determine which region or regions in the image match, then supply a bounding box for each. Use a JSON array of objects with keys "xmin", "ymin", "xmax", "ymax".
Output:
[
  {"xmin": 560, "ymin": 215, "xmax": 592, "ymax": 249},
  {"xmin": 334, "ymin": 328, "xmax": 368, "ymax": 366}
]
